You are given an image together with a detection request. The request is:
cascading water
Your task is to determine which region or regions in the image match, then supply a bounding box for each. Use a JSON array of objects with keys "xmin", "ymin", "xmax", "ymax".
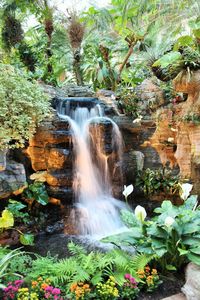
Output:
[{"xmin": 58, "ymin": 98, "xmax": 126, "ymax": 237}]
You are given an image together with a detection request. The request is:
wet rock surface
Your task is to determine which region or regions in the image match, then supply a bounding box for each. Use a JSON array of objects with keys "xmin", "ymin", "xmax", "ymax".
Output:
[{"xmin": 0, "ymin": 160, "xmax": 26, "ymax": 199}]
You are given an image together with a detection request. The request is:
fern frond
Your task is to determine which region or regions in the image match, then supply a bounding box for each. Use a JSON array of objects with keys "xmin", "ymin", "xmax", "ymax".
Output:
[
  {"xmin": 67, "ymin": 241, "xmax": 87, "ymax": 257},
  {"xmin": 130, "ymin": 253, "xmax": 155, "ymax": 271}
]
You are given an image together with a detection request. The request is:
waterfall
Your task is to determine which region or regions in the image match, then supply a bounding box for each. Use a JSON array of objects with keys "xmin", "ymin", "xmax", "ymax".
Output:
[{"xmin": 58, "ymin": 98, "xmax": 126, "ymax": 237}]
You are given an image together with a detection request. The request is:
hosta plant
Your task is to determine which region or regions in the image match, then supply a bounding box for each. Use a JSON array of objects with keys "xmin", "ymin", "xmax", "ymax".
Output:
[{"xmin": 103, "ymin": 193, "xmax": 200, "ymax": 272}]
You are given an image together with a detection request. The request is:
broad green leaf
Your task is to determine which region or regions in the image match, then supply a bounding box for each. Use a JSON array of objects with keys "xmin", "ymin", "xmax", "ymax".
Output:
[
  {"xmin": 182, "ymin": 195, "xmax": 198, "ymax": 210},
  {"xmin": 0, "ymin": 210, "xmax": 14, "ymax": 228},
  {"xmin": 173, "ymin": 35, "xmax": 194, "ymax": 50},
  {"xmin": 182, "ymin": 223, "xmax": 200, "ymax": 234},
  {"xmin": 19, "ymin": 233, "xmax": 34, "ymax": 245},
  {"xmin": 153, "ymin": 52, "xmax": 182, "ymax": 68},
  {"xmin": 189, "ymin": 247, "xmax": 200, "ymax": 255},
  {"xmin": 193, "ymin": 29, "xmax": 200, "ymax": 39},
  {"xmin": 183, "ymin": 237, "xmax": 200, "ymax": 246},
  {"xmin": 101, "ymin": 229, "xmax": 142, "ymax": 245},
  {"xmin": 187, "ymin": 253, "xmax": 200, "ymax": 265},
  {"xmin": 151, "ymin": 238, "xmax": 166, "ymax": 249},
  {"xmin": 7, "ymin": 200, "xmax": 26, "ymax": 214},
  {"xmin": 154, "ymin": 248, "xmax": 167, "ymax": 257},
  {"xmin": 147, "ymin": 224, "xmax": 168, "ymax": 239}
]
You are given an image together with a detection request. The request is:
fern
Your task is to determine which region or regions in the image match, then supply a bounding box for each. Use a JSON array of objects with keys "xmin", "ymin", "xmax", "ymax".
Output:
[
  {"xmin": 130, "ymin": 253, "xmax": 155, "ymax": 272},
  {"xmin": 68, "ymin": 241, "xmax": 87, "ymax": 257}
]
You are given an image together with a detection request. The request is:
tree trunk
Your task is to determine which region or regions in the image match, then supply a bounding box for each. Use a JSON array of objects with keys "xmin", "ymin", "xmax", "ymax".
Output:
[{"xmin": 73, "ymin": 49, "xmax": 83, "ymax": 86}]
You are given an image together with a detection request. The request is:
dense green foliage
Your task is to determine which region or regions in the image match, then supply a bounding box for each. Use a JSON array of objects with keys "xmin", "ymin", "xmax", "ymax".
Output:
[
  {"xmin": 103, "ymin": 194, "xmax": 200, "ymax": 272},
  {"xmin": 0, "ymin": 64, "xmax": 50, "ymax": 149},
  {"xmin": 136, "ymin": 168, "xmax": 180, "ymax": 195},
  {"xmin": 0, "ymin": 243, "xmax": 159, "ymax": 299},
  {"xmin": 0, "ymin": 0, "xmax": 199, "ymax": 88}
]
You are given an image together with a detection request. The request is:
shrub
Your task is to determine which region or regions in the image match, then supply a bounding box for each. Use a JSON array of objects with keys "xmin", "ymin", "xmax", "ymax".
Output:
[{"xmin": 0, "ymin": 64, "xmax": 50, "ymax": 150}]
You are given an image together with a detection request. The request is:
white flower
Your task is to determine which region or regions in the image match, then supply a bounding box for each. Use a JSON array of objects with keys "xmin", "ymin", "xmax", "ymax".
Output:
[
  {"xmin": 180, "ymin": 183, "xmax": 193, "ymax": 200},
  {"xmin": 167, "ymin": 137, "xmax": 174, "ymax": 143},
  {"xmin": 164, "ymin": 216, "xmax": 175, "ymax": 227},
  {"xmin": 123, "ymin": 184, "xmax": 134, "ymax": 198},
  {"xmin": 135, "ymin": 205, "xmax": 147, "ymax": 222},
  {"xmin": 133, "ymin": 115, "xmax": 142, "ymax": 124}
]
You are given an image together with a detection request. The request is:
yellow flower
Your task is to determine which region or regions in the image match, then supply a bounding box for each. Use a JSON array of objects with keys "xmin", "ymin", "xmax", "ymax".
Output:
[{"xmin": 151, "ymin": 269, "xmax": 157, "ymax": 275}]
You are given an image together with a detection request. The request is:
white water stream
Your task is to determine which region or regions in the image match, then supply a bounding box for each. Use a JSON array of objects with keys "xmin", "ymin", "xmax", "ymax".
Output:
[{"xmin": 58, "ymin": 100, "xmax": 126, "ymax": 237}]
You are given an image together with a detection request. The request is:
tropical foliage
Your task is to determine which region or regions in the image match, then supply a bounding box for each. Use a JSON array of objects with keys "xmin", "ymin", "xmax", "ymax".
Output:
[
  {"xmin": 0, "ymin": 64, "xmax": 50, "ymax": 150},
  {"xmin": 103, "ymin": 192, "xmax": 200, "ymax": 272}
]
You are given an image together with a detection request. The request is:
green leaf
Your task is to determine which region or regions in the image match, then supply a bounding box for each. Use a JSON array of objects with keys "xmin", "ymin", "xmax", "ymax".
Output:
[
  {"xmin": 19, "ymin": 233, "xmax": 34, "ymax": 245},
  {"xmin": 193, "ymin": 29, "xmax": 200, "ymax": 39},
  {"xmin": 190, "ymin": 247, "xmax": 200, "ymax": 255},
  {"xmin": 153, "ymin": 52, "xmax": 182, "ymax": 68},
  {"xmin": 97, "ymin": 69, "xmax": 104, "ymax": 83},
  {"xmin": 173, "ymin": 35, "xmax": 194, "ymax": 50},
  {"xmin": 0, "ymin": 210, "xmax": 14, "ymax": 228},
  {"xmin": 36, "ymin": 195, "xmax": 48, "ymax": 205},
  {"xmin": 183, "ymin": 237, "xmax": 200, "ymax": 246},
  {"xmin": 154, "ymin": 248, "xmax": 167, "ymax": 257},
  {"xmin": 187, "ymin": 253, "xmax": 200, "ymax": 265},
  {"xmin": 182, "ymin": 223, "xmax": 200, "ymax": 234},
  {"xmin": 151, "ymin": 238, "xmax": 166, "ymax": 249},
  {"xmin": 101, "ymin": 229, "xmax": 142, "ymax": 245},
  {"xmin": 178, "ymin": 248, "xmax": 188, "ymax": 256},
  {"xmin": 166, "ymin": 264, "xmax": 177, "ymax": 271},
  {"xmin": 182, "ymin": 195, "xmax": 198, "ymax": 210}
]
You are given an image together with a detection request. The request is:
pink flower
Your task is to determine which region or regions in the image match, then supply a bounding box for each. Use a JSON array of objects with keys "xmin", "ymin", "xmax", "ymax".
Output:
[
  {"xmin": 14, "ymin": 280, "xmax": 24, "ymax": 286},
  {"xmin": 52, "ymin": 288, "xmax": 61, "ymax": 295},
  {"xmin": 124, "ymin": 274, "xmax": 131, "ymax": 280},
  {"xmin": 130, "ymin": 277, "xmax": 136, "ymax": 284}
]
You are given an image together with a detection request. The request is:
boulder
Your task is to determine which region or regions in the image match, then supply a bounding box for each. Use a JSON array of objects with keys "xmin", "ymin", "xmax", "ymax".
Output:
[
  {"xmin": 0, "ymin": 160, "xmax": 26, "ymax": 199},
  {"xmin": 182, "ymin": 263, "xmax": 200, "ymax": 300},
  {"xmin": 135, "ymin": 79, "xmax": 165, "ymax": 115}
]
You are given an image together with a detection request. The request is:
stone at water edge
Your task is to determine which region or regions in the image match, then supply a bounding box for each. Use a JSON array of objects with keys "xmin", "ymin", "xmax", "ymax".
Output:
[
  {"xmin": 162, "ymin": 293, "xmax": 186, "ymax": 300},
  {"xmin": 181, "ymin": 262, "xmax": 200, "ymax": 300}
]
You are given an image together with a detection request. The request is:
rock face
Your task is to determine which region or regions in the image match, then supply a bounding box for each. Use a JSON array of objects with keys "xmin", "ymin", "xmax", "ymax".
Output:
[
  {"xmin": 0, "ymin": 160, "xmax": 26, "ymax": 199},
  {"xmin": 182, "ymin": 263, "xmax": 200, "ymax": 300},
  {"xmin": 26, "ymin": 113, "xmax": 73, "ymax": 203},
  {"xmin": 135, "ymin": 79, "xmax": 165, "ymax": 116},
  {"xmin": 26, "ymin": 109, "xmax": 123, "ymax": 203},
  {"xmin": 148, "ymin": 70, "xmax": 200, "ymax": 192}
]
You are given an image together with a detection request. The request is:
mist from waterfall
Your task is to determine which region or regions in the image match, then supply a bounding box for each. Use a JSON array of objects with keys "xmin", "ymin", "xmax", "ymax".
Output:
[{"xmin": 58, "ymin": 99, "xmax": 126, "ymax": 237}]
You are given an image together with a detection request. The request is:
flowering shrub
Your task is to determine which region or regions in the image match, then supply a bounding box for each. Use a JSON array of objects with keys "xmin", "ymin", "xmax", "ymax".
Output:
[
  {"xmin": 137, "ymin": 266, "xmax": 162, "ymax": 292},
  {"xmin": 3, "ymin": 280, "xmax": 24, "ymax": 300},
  {"xmin": 70, "ymin": 282, "xmax": 91, "ymax": 299},
  {"xmin": 0, "ymin": 64, "xmax": 50, "ymax": 150},
  {"xmin": 96, "ymin": 276, "xmax": 119, "ymax": 299},
  {"xmin": 3, "ymin": 278, "xmax": 63, "ymax": 300},
  {"xmin": 120, "ymin": 274, "xmax": 139, "ymax": 299}
]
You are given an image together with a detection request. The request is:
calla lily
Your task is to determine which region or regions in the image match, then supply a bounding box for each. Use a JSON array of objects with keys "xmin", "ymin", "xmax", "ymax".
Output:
[
  {"xmin": 123, "ymin": 184, "xmax": 134, "ymax": 198},
  {"xmin": 180, "ymin": 183, "xmax": 193, "ymax": 200},
  {"xmin": 123, "ymin": 184, "xmax": 134, "ymax": 204},
  {"xmin": 135, "ymin": 205, "xmax": 147, "ymax": 222},
  {"xmin": 164, "ymin": 216, "xmax": 175, "ymax": 227}
]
